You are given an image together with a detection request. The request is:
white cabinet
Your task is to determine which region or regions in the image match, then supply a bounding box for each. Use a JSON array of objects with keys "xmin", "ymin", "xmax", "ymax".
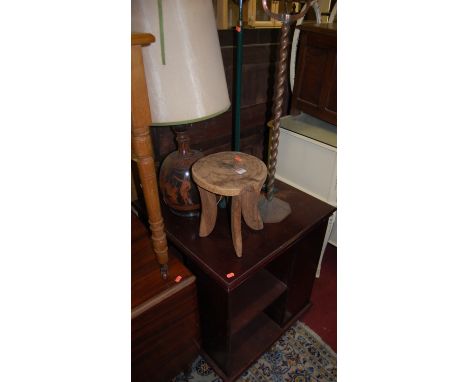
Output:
[{"xmin": 275, "ymin": 113, "xmax": 337, "ymax": 276}]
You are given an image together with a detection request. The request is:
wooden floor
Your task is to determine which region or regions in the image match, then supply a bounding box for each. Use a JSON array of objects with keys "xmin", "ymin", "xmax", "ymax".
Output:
[{"xmin": 300, "ymin": 244, "xmax": 337, "ymax": 352}]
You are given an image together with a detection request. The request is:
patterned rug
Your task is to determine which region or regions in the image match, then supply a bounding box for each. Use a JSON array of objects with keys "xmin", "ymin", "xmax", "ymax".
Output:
[{"xmin": 172, "ymin": 321, "xmax": 337, "ymax": 382}]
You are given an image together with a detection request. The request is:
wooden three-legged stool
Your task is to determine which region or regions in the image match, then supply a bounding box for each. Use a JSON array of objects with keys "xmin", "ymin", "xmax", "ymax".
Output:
[{"xmin": 192, "ymin": 151, "xmax": 267, "ymax": 257}]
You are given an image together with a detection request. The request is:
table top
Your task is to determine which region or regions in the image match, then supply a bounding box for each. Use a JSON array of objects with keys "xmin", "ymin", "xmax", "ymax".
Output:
[
  {"xmin": 162, "ymin": 180, "xmax": 336, "ymax": 291},
  {"xmin": 192, "ymin": 151, "xmax": 267, "ymax": 196}
]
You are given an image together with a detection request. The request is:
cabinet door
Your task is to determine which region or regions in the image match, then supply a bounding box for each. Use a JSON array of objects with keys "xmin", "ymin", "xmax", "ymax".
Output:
[
  {"xmin": 296, "ymin": 45, "xmax": 329, "ymax": 111},
  {"xmin": 291, "ymin": 28, "xmax": 337, "ymax": 125},
  {"xmin": 320, "ymin": 50, "xmax": 337, "ymax": 119}
]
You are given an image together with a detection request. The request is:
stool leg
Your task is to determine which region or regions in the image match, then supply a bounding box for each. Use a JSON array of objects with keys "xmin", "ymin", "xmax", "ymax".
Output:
[
  {"xmin": 231, "ymin": 195, "xmax": 243, "ymax": 257},
  {"xmin": 198, "ymin": 186, "xmax": 217, "ymax": 237},
  {"xmin": 241, "ymin": 187, "xmax": 263, "ymax": 230}
]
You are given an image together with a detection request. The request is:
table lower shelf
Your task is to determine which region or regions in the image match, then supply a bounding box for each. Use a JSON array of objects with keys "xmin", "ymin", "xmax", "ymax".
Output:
[
  {"xmin": 204, "ymin": 312, "xmax": 282, "ymax": 381},
  {"xmin": 203, "ymin": 302, "xmax": 313, "ymax": 381},
  {"xmin": 230, "ymin": 268, "xmax": 287, "ymax": 336}
]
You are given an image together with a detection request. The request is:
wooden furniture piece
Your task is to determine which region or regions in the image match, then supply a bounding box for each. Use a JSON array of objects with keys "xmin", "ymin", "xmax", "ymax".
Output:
[
  {"xmin": 192, "ymin": 151, "xmax": 267, "ymax": 257},
  {"xmin": 132, "ymin": 213, "xmax": 200, "ymax": 382},
  {"xmin": 291, "ymin": 22, "xmax": 337, "ymax": 125},
  {"xmin": 162, "ymin": 180, "xmax": 336, "ymax": 381},
  {"xmin": 131, "ymin": 32, "xmax": 168, "ymax": 277},
  {"xmin": 131, "ymin": 32, "xmax": 200, "ymax": 381}
]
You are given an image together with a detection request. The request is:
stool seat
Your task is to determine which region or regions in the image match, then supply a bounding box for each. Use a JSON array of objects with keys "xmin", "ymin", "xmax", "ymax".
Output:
[
  {"xmin": 192, "ymin": 151, "xmax": 267, "ymax": 257},
  {"xmin": 192, "ymin": 151, "xmax": 267, "ymax": 196}
]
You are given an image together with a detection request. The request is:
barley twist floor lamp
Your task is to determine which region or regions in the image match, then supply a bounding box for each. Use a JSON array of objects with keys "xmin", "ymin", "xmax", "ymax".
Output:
[{"xmin": 258, "ymin": 0, "xmax": 314, "ymax": 223}]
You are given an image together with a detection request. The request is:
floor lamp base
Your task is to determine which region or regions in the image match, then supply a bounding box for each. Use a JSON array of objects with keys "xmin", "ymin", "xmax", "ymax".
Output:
[{"xmin": 258, "ymin": 194, "xmax": 292, "ymax": 223}]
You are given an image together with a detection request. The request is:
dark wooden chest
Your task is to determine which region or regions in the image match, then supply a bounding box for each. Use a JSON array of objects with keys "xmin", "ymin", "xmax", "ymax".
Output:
[{"xmin": 131, "ymin": 214, "xmax": 200, "ymax": 382}]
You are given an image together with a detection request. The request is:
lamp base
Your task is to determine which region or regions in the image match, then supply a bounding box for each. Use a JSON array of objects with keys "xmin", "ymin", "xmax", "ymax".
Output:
[
  {"xmin": 159, "ymin": 128, "xmax": 203, "ymax": 217},
  {"xmin": 258, "ymin": 194, "xmax": 292, "ymax": 223}
]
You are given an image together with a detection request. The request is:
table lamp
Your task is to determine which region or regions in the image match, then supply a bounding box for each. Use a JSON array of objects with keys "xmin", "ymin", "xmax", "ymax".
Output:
[{"xmin": 132, "ymin": 0, "xmax": 231, "ymax": 216}]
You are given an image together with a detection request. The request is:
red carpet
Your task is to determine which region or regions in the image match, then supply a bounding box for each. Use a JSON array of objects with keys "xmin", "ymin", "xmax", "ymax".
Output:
[{"xmin": 300, "ymin": 244, "xmax": 337, "ymax": 352}]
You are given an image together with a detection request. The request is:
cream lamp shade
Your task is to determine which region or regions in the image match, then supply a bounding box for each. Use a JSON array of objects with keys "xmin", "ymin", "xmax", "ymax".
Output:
[{"xmin": 131, "ymin": 0, "xmax": 231, "ymax": 125}]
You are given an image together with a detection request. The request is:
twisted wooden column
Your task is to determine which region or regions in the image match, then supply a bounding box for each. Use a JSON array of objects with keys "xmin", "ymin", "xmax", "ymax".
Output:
[
  {"xmin": 266, "ymin": 22, "xmax": 290, "ymax": 201},
  {"xmin": 262, "ymin": 0, "xmax": 313, "ymax": 201},
  {"xmin": 131, "ymin": 33, "xmax": 169, "ymax": 278},
  {"xmin": 258, "ymin": 1, "xmax": 314, "ymax": 223}
]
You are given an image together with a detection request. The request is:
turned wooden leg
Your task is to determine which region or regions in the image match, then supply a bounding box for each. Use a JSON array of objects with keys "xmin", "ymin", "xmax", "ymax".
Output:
[
  {"xmin": 231, "ymin": 195, "xmax": 243, "ymax": 257},
  {"xmin": 131, "ymin": 43, "xmax": 168, "ymax": 278},
  {"xmin": 241, "ymin": 186, "xmax": 263, "ymax": 230},
  {"xmin": 198, "ymin": 187, "xmax": 218, "ymax": 237}
]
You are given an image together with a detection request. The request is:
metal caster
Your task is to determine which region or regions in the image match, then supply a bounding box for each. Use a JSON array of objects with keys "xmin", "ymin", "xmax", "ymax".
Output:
[{"xmin": 160, "ymin": 264, "xmax": 168, "ymax": 280}]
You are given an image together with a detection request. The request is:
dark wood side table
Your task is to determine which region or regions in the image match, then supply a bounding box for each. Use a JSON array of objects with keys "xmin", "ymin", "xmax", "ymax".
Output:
[{"xmin": 162, "ymin": 180, "xmax": 336, "ymax": 381}]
